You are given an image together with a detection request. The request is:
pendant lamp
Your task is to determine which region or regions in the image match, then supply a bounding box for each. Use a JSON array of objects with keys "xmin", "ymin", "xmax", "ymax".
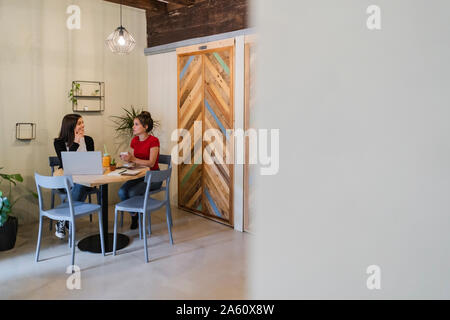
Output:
[{"xmin": 105, "ymin": 2, "xmax": 136, "ymax": 55}]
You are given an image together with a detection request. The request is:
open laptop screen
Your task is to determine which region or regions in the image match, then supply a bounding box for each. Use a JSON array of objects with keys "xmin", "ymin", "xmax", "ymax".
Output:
[{"xmin": 61, "ymin": 151, "xmax": 103, "ymax": 175}]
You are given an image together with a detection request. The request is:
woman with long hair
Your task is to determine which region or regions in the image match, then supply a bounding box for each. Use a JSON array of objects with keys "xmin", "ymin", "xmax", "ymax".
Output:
[
  {"xmin": 119, "ymin": 111, "xmax": 162, "ymax": 230},
  {"xmin": 53, "ymin": 114, "xmax": 96, "ymax": 238}
]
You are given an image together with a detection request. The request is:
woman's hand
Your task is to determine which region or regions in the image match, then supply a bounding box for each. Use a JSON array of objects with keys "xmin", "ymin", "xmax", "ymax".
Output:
[
  {"xmin": 74, "ymin": 127, "xmax": 84, "ymax": 144},
  {"xmin": 122, "ymin": 147, "xmax": 158, "ymax": 168},
  {"xmin": 120, "ymin": 152, "xmax": 135, "ymax": 163}
]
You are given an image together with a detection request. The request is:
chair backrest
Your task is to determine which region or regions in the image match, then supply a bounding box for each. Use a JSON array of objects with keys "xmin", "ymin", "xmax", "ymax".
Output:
[
  {"xmin": 49, "ymin": 156, "xmax": 60, "ymax": 174},
  {"xmin": 158, "ymin": 154, "xmax": 172, "ymax": 169},
  {"xmin": 144, "ymin": 168, "xmax": 172, "ymax": 185},
  {"xmin": 34, "ymin": 173, "xmax": 74, "ymax": 213},
  {"xmin": 143, "ymin": 168, "xmax": 172, "ymax": 210}
]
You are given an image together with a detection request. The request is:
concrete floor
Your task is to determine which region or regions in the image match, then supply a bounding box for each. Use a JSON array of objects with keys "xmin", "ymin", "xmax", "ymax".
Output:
[{"xmin": 0, "ymin": 206, "xmax": 250, "ymax": 299}]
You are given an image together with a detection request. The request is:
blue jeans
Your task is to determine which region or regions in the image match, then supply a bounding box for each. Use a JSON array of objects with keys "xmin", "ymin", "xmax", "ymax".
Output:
[
  {"xmin": 71, "ymin": 184, "xmax": 93, "ymax": 202},
  {"xmin": 118, "ymin": 177, "xmax": 162, "ymax": 201},
  {"xmin": 58, "ymin": 184, "xmax": 94, "ymax": 202}
]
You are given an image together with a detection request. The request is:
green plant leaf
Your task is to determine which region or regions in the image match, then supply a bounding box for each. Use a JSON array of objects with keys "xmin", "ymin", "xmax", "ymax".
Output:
[{"xmin": 11, "ymin": 174, "xmax": 23, "ymax": 183}]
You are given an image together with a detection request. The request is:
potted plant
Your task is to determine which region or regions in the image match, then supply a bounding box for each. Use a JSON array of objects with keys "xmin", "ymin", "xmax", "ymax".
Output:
[
  {"xmin": 0, "ymin": 169, "xmax": 23, "ymax": 251},
  {"xmin": 68, "ymin": 82, "xmax": 81, "ymax": 106},
  {"xmin": 110, "ymin": 158, "xmax": 117, "ymax": 171},
  {"xmin": 0, "ymin": 191, "xmax": 16, "ymax": 251},
  {"xmin": 0, "ymin": 168, "xmax": 37, "ymax": 251}
]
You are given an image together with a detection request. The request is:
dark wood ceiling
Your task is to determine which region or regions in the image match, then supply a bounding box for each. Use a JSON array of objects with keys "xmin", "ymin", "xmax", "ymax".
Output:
[
  {"xmin": 104, "ymin": 0, "xmax": 249, "ymax": 48},
  {"xmin": 104, "ymin": 0, "xmax": 166, "ymax": 16}
]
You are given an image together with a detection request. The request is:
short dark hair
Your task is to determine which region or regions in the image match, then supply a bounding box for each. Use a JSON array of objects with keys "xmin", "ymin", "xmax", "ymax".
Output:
[
  {"xmin": 57, "ymin": 114, "xmax": 82, "ymax": 147},
  {"xmin": 135, "ymin": 111, "xmax": 154, "ymax": 133}
]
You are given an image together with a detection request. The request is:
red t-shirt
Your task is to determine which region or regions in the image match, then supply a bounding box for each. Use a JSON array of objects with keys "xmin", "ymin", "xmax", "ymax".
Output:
[{"xmin": 130, "ymin": 135, "xmax": 160, "ymax": 170}]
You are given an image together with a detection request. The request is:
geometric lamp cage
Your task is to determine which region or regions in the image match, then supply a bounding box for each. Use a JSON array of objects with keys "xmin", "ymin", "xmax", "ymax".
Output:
[
  {"xmin": 105, "ymin": 2, "xmax": 136, "ymax": 55},
  {"xmin": 105, "ymin": 26, "xmax": 136, "ymax": 55}
]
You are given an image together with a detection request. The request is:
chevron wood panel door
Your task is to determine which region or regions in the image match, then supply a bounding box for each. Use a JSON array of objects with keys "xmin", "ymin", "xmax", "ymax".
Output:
[
  {"xmin": 178, "ymin": 54, "xmax": 204, "ymax": 212},
  {"xmin": 203, "ymin": 47, "xmax": 233, "ymax": 224},
  {"xmin": 177, "ymin": 39, "xmax": 234, "ymax": 227}
]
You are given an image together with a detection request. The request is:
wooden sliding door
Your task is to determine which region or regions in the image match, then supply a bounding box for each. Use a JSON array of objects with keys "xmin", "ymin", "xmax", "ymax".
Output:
[
  {"xmin": 178, "ymin": 54, "xmax": 204, "ymax": 212},
  {"xmin": 177, "ymin": 39, "xmax": 234, "ymax": 227}
]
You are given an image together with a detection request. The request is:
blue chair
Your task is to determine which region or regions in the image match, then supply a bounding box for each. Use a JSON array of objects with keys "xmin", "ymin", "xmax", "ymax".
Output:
[
  {"xmin": 119, "ymin": 154, "xmax": 173, "ymax": 232},
  {"xmin": 34, "ymin": 173, "xmax": 105, "ymax": 267},
  {"xmin": 48, "ymin": 156, "xmax": 100, "ymax": 231},
  {"xmin": 113, "ymin": 168, "xmax": 173, "ymax": 263}
]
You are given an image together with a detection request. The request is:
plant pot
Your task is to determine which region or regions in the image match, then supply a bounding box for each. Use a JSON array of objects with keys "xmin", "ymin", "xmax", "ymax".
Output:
[
  {"xmin": 110, "ymin": 165, "xmax": 117, "ymax": 171},
  {"xmin": 0, "ymin": 216, "xmax": 18, "ymax": 251}
]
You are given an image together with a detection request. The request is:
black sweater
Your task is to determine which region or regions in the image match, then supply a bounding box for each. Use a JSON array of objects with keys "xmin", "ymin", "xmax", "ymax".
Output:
[{"xmin": 54, "ymin": 135, "xmax": 95, "ymax": 169}]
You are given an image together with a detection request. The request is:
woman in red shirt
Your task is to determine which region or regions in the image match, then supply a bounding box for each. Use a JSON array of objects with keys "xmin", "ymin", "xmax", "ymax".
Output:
[{"xmin": 118, "ymin": 111, "xmax": 162, "ymax": 230}]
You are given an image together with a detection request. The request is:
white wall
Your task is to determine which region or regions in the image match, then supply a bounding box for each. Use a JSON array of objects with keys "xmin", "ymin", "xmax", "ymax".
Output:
[
  {"xmin": 146, "ymin": 36, "xmax": 246, "ymax": 231},
  {"xmin": 0, "ymin": 0, "xmax": 148, "ymax": 225},
  {"xmin": 250, "ymin": 0, "xmax": 450, "ymax": 299},
  {"xmin": 147, "ymin": 51, "xmax": 178, "ymax": 205}
]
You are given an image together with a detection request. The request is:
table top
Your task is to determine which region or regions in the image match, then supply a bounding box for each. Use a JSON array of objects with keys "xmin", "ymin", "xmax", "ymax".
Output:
[{"xmin": 54, "ymin": 166, "xmax": 149, "ymax": 187}]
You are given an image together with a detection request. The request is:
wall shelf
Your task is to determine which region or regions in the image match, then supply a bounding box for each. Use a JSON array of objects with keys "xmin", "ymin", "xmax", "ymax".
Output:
[
  {"xmin": 72, "ymin": 81, "xmax": 105, "ymax": 112},
  {"xmin": 73, "ymin": 96, "xmax": 104, "ymax": 99},
  {"xmin": 16, "ymin": 123, "xmax": 36, "ymax": 140}
]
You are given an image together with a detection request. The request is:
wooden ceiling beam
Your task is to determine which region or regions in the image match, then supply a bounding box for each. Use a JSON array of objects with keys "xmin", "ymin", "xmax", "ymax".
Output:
[
  {"xmin": 165, "ymin": 0, "xmax": 195, "ymax": 5},
  {"xmin": 147, "ymin": 0, "xmax": 248, "ymax": 47},
  {"xmin": 103, "ymin": 0, "xmax": 167, "ymax": 16},
  {"xmin": 104, "ymin": 0, "xmax": 249, "ymax": 49},
  {"xmin": 154, "ymin": 0, "xmax": 195, "ymax": 5},
  {"xmin": 152, "ymin": 0, "xmax": 195, "ymax": 12}
]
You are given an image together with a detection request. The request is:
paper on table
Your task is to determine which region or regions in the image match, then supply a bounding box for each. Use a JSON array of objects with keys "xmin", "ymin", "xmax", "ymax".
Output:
[
  {"xmin": 107, "ymin": 169, "xmax": 126, "ymax": 176},
  {"xmin": 107, "ymin": 169, "xmax": 141, "ymax": 176},
  {"xmin": 120, "ymin": 169, "xmax": 141, "ymax": 176}
]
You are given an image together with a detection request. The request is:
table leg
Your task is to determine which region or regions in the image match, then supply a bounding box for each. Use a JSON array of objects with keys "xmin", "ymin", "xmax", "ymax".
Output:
[
  {"xmin": 77, "ymin": 184, "xmax": 130, "ymax": 253},
  {"xmin": 101, "ymin": 184, "xmax": 108, "ymax": 245}
]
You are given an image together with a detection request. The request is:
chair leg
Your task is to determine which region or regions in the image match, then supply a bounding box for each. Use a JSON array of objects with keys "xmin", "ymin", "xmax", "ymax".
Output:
[
  {"xmin": 113, "ymin": 208, "xmax": 118, "ymax": 256},
  {"xmin": 138, "ymin": 213, "xmax": 142, "ymax": 240},
  {"xmin": 88, "ymin": 194, "xmax": 93, "ymax": 222},
  {"xmin": 168, "ymin": 203, "xmax": 173, "ymax": 228},
  {"xmin": 68, "ymin": 222, "xmax": 71, "ymax": 248},
  {"xmin": 120, "ymin": 211, "xmax": 124, "ymax": 228},
  {"xmin": 70, "ymin": 222, "xmax": 76, "ymax": 269},
  {"xmin": 98, "ymin": 210, "xmax": 105, "ymax": 256},
  {"xmin": 35, "ymin": 216, "xmax": 44, "ymax": 262},
  {"xmin": 148, "ymin": 213, "xmax": 151, "ymax": 235},
  {"xmin": 49, "ymin": 192, "xmax": 55, "ymax": 231},
  {"xmin": 143, "ymin": 212, "xmax": 149, "ymax": 263},
  {"xmin": 166, "ymin": 205, "xmax": 174, "ymax": 245}
]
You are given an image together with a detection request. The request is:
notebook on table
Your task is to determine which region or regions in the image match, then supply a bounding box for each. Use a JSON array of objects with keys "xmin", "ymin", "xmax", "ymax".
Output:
[
  {"xmin": 120, "ymin": 169, "xmax": 141, "ymax": 176},
  {"xmin": 108, "ymin": 169, "xmax": 141, "ymax": 176}
]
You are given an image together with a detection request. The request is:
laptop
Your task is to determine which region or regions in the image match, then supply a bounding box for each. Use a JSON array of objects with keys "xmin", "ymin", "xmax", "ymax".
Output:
[{"xmin": 61, "ymin": 151, "xmax": 104, "ymax": 175}]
